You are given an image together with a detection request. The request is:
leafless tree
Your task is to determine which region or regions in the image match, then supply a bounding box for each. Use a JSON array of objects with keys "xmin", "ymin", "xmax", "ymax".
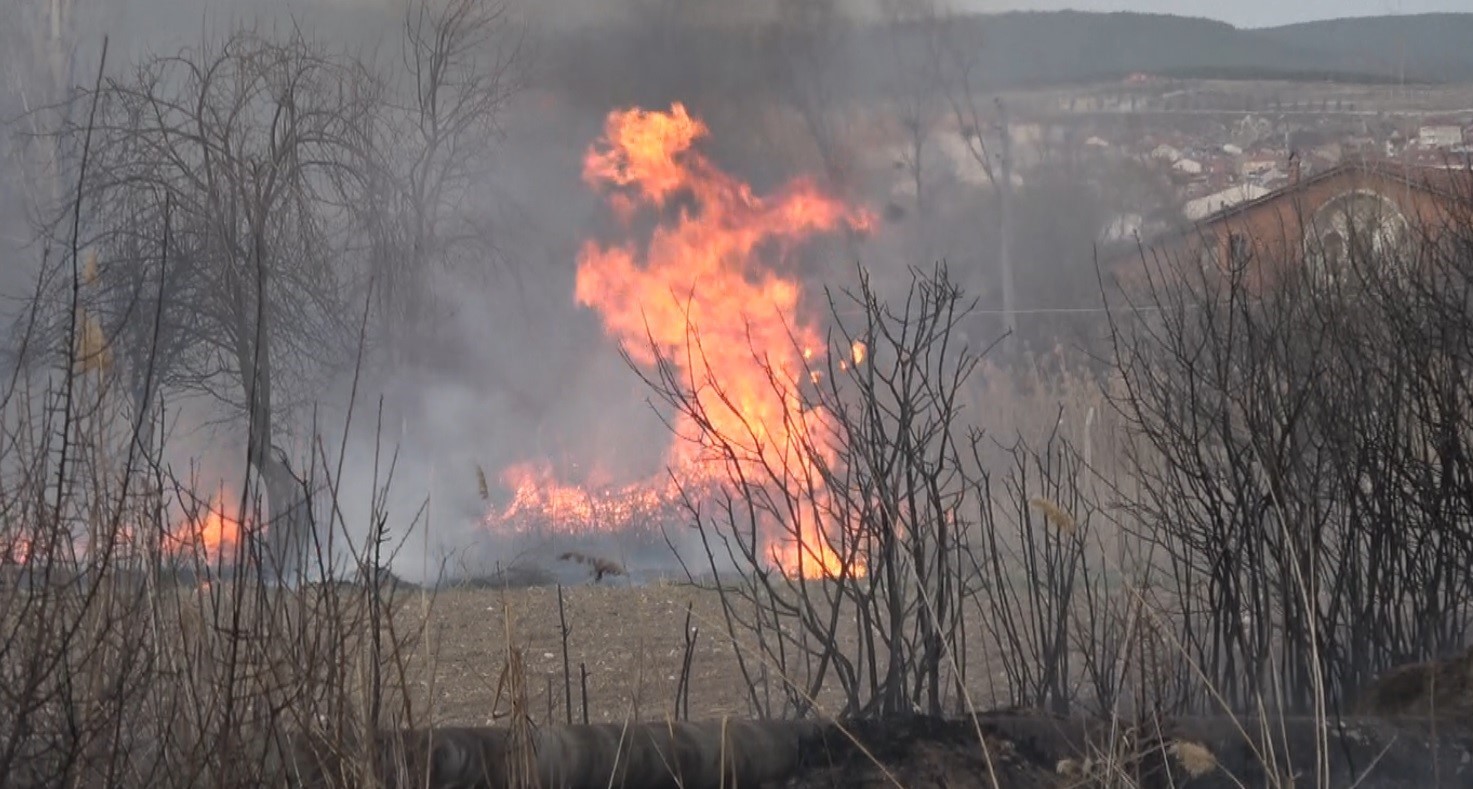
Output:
[
  {"xmin": 769, "ymin": 0, "xmax": 856, "ymax": 191},
  {"xmin": 1104, "ymin": 186, "xmax": 1473, "ymax": 713},
  {"xmin": 877, "ymin": 0, "xmax": 947, "ymax": 240},
  {"xmin": 932, "ymin": 8, "xmax": 1018, "ymax": 339},
  {"xmin": 370, "ymin": 0, "xmax": 524, "ymax": 358},
  {"xmin": 60, "ymin": 29, "xmax": 379, "ymax": 579},
  {"xmin": 43, "ymin": 2, "xmax": 522, "ymax": 580}
]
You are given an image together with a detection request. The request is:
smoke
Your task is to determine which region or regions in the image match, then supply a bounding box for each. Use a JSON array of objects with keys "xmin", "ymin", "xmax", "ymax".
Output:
[{"xmin": 0, "ymin": 0, "xmax": 1174, "ymax": 586}]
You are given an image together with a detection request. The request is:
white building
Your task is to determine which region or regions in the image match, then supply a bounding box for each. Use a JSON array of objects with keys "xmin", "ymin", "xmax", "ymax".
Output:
[
  {"xmin": 1150, "ymin": 143, "xmax": 1182, "ymax": 162},
  {"xmin": 1100, "ymin": 213, "xmax": 1144, "ymax": 244},
  {"xmin": 1418, "ymin": 125, "xmax": 1465, "ymax": 149},
  {"xmin": 1184, "ymin": 184, "xmax": 1271, "ymax": 222},
  {"xmin": 1173, "ymin": 158, "xmax": 1204, "ymax": 175}
]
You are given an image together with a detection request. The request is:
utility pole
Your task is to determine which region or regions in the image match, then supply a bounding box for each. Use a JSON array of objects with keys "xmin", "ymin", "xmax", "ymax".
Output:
[{"xmin": 996, "ymin": 97, "xmax": 1017, "ymax": 341}]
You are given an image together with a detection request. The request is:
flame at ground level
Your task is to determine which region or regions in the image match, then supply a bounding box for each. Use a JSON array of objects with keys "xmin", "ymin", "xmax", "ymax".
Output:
[
  {"xmin": 0, "ymin": 486, "xmax": 252, "ymax": 568},
  {"xmin": 165, "ymin": 489, "xmax": 248, "ymax": 563},
  {"xmin": 492, "ymin": 461, "xmax": 691, "ymax": 537},
  {"xmin": 481, "ymin": 103, "xmax": 871, "ymax": 580}
]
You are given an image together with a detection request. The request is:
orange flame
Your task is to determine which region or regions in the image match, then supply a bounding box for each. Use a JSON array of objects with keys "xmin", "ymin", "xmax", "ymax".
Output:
[
  {"xmin": 494, "ymin": 461, "xmax": 688, "ymax": 537},
  {"xmin": 482, "ymin": 103, "xmax": 870, "ymax": 579},
  {"xmin": 1, "ymin": 535, "xmax": 30, "ymax": 565},
  {"xmin": 166, "ymin": 489, "xmax": 246, "ymax": 563}
]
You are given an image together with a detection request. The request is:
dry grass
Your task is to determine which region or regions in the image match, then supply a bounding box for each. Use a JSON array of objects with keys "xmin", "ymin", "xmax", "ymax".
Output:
[
  {"xmin": 409, "ymin": 583, "xmax": 744, "ymax": 724},
  {"xmin": 399, "ymin": 579, "xmax": 1167, "ymax": 726}
]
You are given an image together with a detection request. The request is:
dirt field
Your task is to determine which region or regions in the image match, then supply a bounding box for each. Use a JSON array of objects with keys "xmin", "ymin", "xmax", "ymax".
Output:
[
  {"xmin": 410, "ymin": 583, "xmax": 754, "ymax": 726},
  {"xmin": 405, "ymin": 580, "xmax": 1037, "ymax": 727}
]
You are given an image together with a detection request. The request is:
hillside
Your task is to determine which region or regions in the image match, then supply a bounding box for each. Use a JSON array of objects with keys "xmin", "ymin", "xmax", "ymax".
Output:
[
  {"xmin": 1254, "ymin": 13, "xmax": 1473, "ymax": 83},
  {"xmin": 863, "ymin": 10, "xmax": 1473, "ymax": 88},
  {"xmin": 539, "ymin": 9, "xmax": 1473, "ymax": 113}
]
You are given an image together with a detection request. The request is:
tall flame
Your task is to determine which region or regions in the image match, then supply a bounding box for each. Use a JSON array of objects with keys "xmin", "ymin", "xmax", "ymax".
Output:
[{"xmin": 565, "ymin": 103, "xmax": 868, "ymax": 578}]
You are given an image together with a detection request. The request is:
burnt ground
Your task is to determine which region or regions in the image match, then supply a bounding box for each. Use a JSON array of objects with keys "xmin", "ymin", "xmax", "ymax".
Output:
[{"xmin": 782, "ymin": 714, "xmax": 1473, "ymax": 788}]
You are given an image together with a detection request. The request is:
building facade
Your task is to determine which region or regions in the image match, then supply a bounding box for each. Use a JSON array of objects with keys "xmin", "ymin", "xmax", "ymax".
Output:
[{"xmin": 1128, "ymin": 158, "xmax": 1473, "ymax": 291}]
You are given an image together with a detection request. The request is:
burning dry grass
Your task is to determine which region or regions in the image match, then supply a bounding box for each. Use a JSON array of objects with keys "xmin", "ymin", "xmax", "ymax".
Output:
[{"xmin": 479, "ymin": 102, "xmax": 873, "ymax": 581}]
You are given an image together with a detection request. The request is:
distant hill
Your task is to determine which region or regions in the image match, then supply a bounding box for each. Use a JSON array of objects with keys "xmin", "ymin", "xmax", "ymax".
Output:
[
  {"xmin": 1253, "ymin": 14, "xmax": 1473, "ymax": 83},
  {"xmin": 539, "ymin": 9, "xmax": 1473, "ymax": 113},
  {"xmin": 859, "ymin": 10, "xmax": 1473, "ymax": 89}
]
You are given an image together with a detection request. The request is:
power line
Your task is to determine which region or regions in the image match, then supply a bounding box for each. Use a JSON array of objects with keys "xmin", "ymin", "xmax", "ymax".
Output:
[{"xmin": 830, "ymin": 302, "xmax": 1178, "ymax": 318}]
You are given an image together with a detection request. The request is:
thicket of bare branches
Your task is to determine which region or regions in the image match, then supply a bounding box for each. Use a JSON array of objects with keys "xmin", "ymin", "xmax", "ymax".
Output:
[
  {"xmin": 635, "ymin": 265, "xmax": 1123, "ymax": 720},
  {"xmin": 632, "ymin": 171, "xmax": 1473, "ymax": 730},
  {"xmin": 10, "ymin": 2, "xmax": 1473, "ymax": 786},
  {"xmin": 0, "ymin": 62, "xmax": 429, "ymax": 789},
  {"xmin": 1105, "ymin": 186, "xmax": 1473, "ymax": 714},
  {"xmin": 0, "ymin": 5, "xmax": 521, "ymax": 786},
  {"xmin": 20, "ymin": 0, "xmax": 521, "ymax": 580}
]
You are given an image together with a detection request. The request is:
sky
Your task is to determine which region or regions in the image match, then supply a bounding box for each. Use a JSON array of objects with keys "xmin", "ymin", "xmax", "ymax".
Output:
[{"xmin": 951, "ymin": 0, "xmax": 1470, "ymax": 28}]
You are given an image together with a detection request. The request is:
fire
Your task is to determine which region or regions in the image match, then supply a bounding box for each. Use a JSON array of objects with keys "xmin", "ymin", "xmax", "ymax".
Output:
[
  {"xmin": 493, "ymin": 461, "xmax": 690, "ymax": 537},
  {"xmin": 0, "ymin": 488, "xmax": 248, "ymax": 568},
  {"xmin": 484, "ymin": 103, "xmax": 871, "ymax": 579},
  {"xmin": 166, "ymin": 489, "xmax": 246, "ymax": 563},
  {"xmin": 1, "ymin": 535, "xmax": 30, "ymax": 565}
]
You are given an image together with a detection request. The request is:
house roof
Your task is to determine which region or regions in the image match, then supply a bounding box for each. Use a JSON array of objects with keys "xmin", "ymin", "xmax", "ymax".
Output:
[
  {"xmin": 1195, "ymin": 156, "xmax": 1472, "ymax": 228},
  {"xmin": 1123, "ymin": 157, "xmax": 1473, "ymax": 257}
]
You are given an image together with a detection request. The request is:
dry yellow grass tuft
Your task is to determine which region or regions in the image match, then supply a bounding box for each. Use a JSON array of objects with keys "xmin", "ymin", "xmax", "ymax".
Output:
[
  {"xmin": 1028, "ymin": 497, "xmax": 1077, "ymax": 536},
  {"xmin": 494, "ymin": 608, "xmax": 539, "ymax": 787},
  {"xmin": 1170, "ymin": 740, "xmax": 1218, "ymax": 777}
]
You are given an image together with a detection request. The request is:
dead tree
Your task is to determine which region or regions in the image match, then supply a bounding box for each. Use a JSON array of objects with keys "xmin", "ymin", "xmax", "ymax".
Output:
[
  {"xmin": 372, "ymin": 0, "xmax": 523, "ymax": 359},
  {"xmin": 60, "ymin": 30, "xmax": 378, "ymax": 579},
  {"xmin": 933, "ymin": 10, "xmax": 1016, "ymax": 340},
  {"xmin": 878, "ymin": 0, "xmax": 947, "ymax": 245},
  {"xmin": 40, "ymin": 4, "xmax": 520, "ymax": 581},
  {"xmin": 770, "ymin": 0, "xmax": 856, "ymax": 191}
]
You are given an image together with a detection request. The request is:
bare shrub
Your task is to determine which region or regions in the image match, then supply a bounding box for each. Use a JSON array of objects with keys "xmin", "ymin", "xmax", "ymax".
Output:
[
  {"xmin": 0, "ymin": 4, "xmax": 525, "ymax": 786},
  {"xmin": 1104, "ymin": 175, "xmax": 1473, "ymax": 715},
  {"xmin": 627, "ymin": 264, "xmax": 1120, "ymax": 721}
]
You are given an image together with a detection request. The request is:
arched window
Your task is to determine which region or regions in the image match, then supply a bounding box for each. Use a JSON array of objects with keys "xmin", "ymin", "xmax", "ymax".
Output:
[
  {"xmin": 1303, "ymin": 190, "xmax": 1410, "ymax": 286},
  {"xmin": 1198, "ymin": 232, "xmax": 1220, "ymax": 271}
]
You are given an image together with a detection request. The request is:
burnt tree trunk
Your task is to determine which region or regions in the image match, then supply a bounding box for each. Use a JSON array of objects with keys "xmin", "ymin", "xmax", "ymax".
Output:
[{"xmin": 233, "ymin": 215, "xmax": 309, "ymax": 585}]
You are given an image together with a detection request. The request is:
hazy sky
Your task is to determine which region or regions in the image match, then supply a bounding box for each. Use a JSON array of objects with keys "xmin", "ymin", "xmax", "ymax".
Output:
[{"xmin": 953, "ymin": 1, "xmax": 1470, "ymax": 28}]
